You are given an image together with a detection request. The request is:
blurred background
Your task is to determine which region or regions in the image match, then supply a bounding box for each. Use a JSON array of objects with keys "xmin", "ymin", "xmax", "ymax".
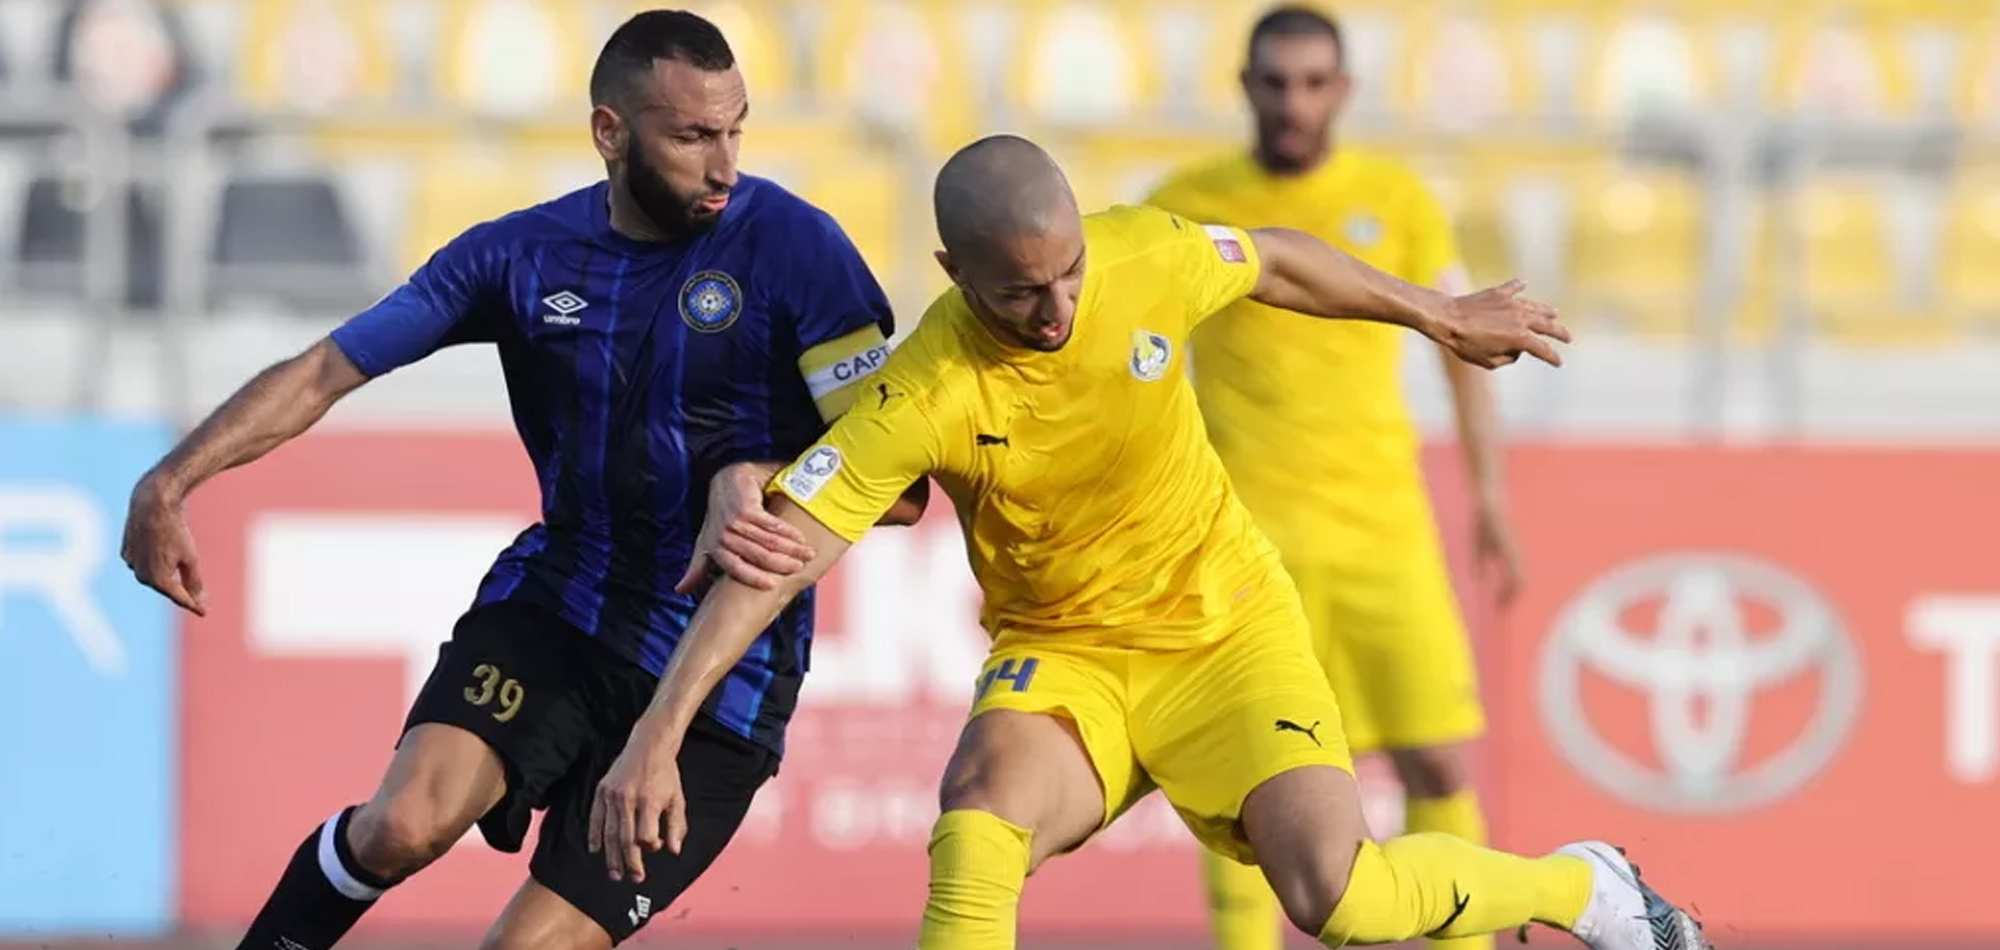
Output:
[{"xmin": 1, "ymin": 0, "xmax": 1997, "ymax": 947}]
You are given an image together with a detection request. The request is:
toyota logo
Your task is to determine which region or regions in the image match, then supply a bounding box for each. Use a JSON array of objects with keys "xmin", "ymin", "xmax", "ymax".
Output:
[{"xmin": 1539, "ymin": 553, "xmax": 1862, "ymax": 813}]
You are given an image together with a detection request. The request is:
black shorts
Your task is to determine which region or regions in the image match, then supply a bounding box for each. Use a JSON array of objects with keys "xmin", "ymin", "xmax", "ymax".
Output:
[{"xmin": 401, "ymin": 600, "xmax": 779, "ymax": 944}]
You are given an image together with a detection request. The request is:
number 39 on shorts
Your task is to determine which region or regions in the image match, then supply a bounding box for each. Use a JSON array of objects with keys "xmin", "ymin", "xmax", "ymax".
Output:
[
  {"xmin": 464, "ymin": 663, "xmax": 525, "ymax": 723},
  {"xmin": 976, "ymin": 657, "xmax": 1039, "ymax": 700}
]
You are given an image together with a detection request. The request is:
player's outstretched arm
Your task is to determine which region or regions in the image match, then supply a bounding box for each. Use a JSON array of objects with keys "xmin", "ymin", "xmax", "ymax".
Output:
[
  {"xmin": 592, "ymin": 497, "xmax": 854, "ymax": 883},
  {"xmin": 122, "ymin": 338, "xmax": 369, "ymax": 615},
  {"xmin": 1244, "ymin": 227, "xmax": 1571, "ymax": 369}
]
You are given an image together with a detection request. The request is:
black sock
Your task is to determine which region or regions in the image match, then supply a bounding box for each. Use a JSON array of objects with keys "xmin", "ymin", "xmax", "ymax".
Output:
[{"xmin": 234, "ymin": 807, "xmax": 399, "ymax": 950}]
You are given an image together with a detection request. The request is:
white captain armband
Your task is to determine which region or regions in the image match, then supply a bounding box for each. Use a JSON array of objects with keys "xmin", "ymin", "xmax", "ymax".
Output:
[{"xmin": 798, "ymin": 325, "xmax": 895, "ymax": 419}]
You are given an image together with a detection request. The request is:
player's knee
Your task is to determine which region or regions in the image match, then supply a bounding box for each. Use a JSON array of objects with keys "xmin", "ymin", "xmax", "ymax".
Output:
[
  {"xmin": 1388, "ymin": 745, "xmax": 1469, "ymax": 799},
  {"xmin": 348, "ymin": 795, "xmax": 468, "ymax": 879}
]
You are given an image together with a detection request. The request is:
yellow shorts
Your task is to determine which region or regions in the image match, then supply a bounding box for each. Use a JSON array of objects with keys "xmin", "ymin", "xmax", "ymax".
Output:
[
  {"xmin": 968, "ymin": 587, "xmax": 1352, "ymax": 865},
  {"xmin": 1286, "ymin": 535, "xmax": 1485, "ymax": 754}
]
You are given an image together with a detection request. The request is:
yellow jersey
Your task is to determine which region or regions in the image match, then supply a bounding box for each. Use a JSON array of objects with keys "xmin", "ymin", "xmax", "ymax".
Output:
[
  {"xmin": 1146, "ymin": 150, "xmax": 1461, "ymax": 560},
  {"xmin": 772, "ymin": 205, "xmax": 1287, "ymax": 649}
]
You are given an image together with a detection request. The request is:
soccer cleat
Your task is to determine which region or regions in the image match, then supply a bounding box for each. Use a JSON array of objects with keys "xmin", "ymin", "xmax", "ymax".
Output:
[{"xmin": 1557, "ymin": 841, "xmax": 1711, "ymax": 950}]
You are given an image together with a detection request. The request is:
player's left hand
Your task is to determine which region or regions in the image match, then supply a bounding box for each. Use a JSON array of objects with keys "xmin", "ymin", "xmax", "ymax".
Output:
[
  {"xmin": 589, "ymin": 727, "xmax": 687, "ymax": 884},
  {"xmin": 1473, "ymin": 499, "xmax": 1525, "ymax": 607},
  {"xmin": 1440, "ymin": 279, "xmax": 1570, "ymax": 369},
  {"xmin": 676, "ymin": 461, "xmax": 816, "ymax": 594}
]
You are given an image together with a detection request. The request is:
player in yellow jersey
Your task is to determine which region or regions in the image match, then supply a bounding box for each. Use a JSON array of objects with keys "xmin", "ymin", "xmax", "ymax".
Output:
[
  {"xmin": 585, "ymin": 135, "xmax": 1708, "ymax": 950},
  {"xmin": 1147, "ymin": 10, "xmax": 1517, "ymax": 950}
]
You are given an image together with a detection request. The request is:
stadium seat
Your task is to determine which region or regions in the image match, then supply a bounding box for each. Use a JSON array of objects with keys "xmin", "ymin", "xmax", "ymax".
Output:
[
  {"xmin": 758, "ymin": 148, "xmax": 907, "ymax": 302},
  {"xmin": 14, "ymin": 175, "xmax": 163, "ymax": 309},
  {"xmin": 1768, "ymin": 6, "xmax": 1915, "ymax": 122},
  {"xmin": 432, "ymin": 0, "xmax": 587, "ymax": 121},
  {"xmin": 1047, "ymin": 130, "xmax": 1228, "ymax": 214},
  {"xmin": 1576, "ymin": 7, "xmax": 1717, "ymax": 125},
  {"xmin": 1567, "ymin": 161, "xmax": 1707, "ymax": 339},
  {"xmin": 208, "ymin": 173, "xmax": 375, "ymax": 314},
  {"xmin": 1009, "ymin": 0, "xmax": 1162, "ymax": 128},
  {"xmin": 1392, "ymin": 5, "xmax": 1535, "ymax": 130},
  {"xmin": 1940, "ymin": 165, "xmax": 2000, "ymax": 329},
  {"xmin": 1787, "ymin": 174, "xmax": 1955, "ymax": 346},
  {"xmin": 811, "ymin": 0, "xmax": 974, "ymax": 149},
  {"xmin": 228, "ymin": 0, "xmax": 398, "ymax": 113},
  {"xmin": 51, "ymin": 0, "xmax": 196, "ymax": 128},
  {"xmin": 1950, "ymin": 5, "xmax": 2000, "ymax": 125},
  {"xmin": 397, "ymin": 150, "xmax": 546, "ymax": 274}
]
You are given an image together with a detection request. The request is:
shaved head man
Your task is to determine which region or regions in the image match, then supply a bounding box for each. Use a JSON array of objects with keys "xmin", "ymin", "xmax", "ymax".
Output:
[{"xmin": 932, "ymin": 135, "xmax": 1088, "ymax": 351}]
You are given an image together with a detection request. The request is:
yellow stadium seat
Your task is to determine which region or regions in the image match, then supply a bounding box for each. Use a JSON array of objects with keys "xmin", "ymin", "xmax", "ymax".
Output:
[
  {"xmin": 1391, "ymin": 4, "xmax": 1538, "ymax": 129},
  {"xmin": 1768, "ymin": 5, "xmax": 1916, "ymax": 121},
  {"xmin": 1576, "ymin": 6, "xmax": 1720, "ymax": 126},
  {"xmin": 398, "ymin": 149, "xmax": 546, "ymax": 274},
  {"xmin": 1568, "ymin": 162, "xmax": 1706, "ymax": 339},
  {"xmin": 1788, "ymin": 175, "xmax": 1956, "ymax": 346},
  {"xmin": 433, "ymin": 0, "xmax": 589, "ymax": 121},
  {"xmin": 1951, "ymin": 5, "xmax": 2000, "ymax": 125},
  {"xmin": 813, "ymin": 0, "xmax": 975, "ymax": 151},
  {"xmin": 1942, "ymin": 166, "xmax": 2000, "ymax": 328},
  {"xmin": 767, "ymin": 151, "xmax": 906, "ymax": 300},
  {"xmin": 233, "ymin": 0, "xmax": 398, "ymax": 112},
  {"xmin": 1045, "ymin": 130, "xmax": 1231, "ymax": 213},
  {"xmin": 1009, "ymin": 0, "xmax": 1163, "ymax": 128}
]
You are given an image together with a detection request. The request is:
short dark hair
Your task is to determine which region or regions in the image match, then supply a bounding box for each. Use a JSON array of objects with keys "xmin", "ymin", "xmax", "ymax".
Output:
[
  {"xmin": 590, "ymin": 10, "xmax": 736, "ymax": 106},
  {"xmin": 1246, "ymin": 5, "xmax": 1345, "ymax": 68}
]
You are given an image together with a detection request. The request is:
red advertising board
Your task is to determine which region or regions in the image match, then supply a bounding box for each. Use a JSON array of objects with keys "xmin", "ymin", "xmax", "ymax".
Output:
[
  {"xmin": 182, "ymin": 433, "xmax": 2000, "ymax": 945},
  {"xmin": 1488, "ymin": 446, "xmax": 2000, "ymax": 947}
]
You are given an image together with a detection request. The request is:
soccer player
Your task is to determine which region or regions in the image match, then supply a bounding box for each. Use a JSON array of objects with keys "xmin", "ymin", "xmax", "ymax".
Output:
[
  {"xmin": 118, "ymin": 12, "xmax": 917, "ymax": 950},
  {"xmin": 1145, "ymin": 9, "xmax": 1519, "ymax": 950},
  {"xmin": 588, "ymin": 135, "xmax": 1709, "ymax": 950}
]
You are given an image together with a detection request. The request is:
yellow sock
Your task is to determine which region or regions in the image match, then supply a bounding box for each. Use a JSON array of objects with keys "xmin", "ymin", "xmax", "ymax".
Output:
[
  {"xmin": 1202, "ymin": 848, "xmax": 1283, "ymax": 950},
  {"xmin": 919, "ymin": 809, "xmax": 1033, "ymax": 950},
  {"xmin": 1317, "ymin": 836, "xmax": 1592, "ymax": 947},
  {"xmin": 1405, "ymin": 792, "xmax": 1494, "ymax": 950}
]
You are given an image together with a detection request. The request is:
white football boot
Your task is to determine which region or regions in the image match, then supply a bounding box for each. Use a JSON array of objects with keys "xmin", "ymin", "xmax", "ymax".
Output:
[{"xmin": 1556, "ymin": 841, "xmax": 1712, "ymax": 950}]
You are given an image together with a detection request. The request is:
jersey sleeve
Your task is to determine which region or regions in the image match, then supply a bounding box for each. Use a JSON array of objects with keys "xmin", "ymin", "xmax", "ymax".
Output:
[
  {"xmin": 330, "ymin": 223, "xmax": 502, "ymax": 377},
  {"xmin": 769, "ymin": 370, "xmax": 939, "ymax": 543},
  {"xmin": 778, "ymin": 206, "xmax": 897, "ymax": 351},
  {"xmin": 1132, "ymin": 206, "xmax": 1263, "ymax": 332},
  {"xmin": 1401, "ymin": 177, "xmax": 1464, "ymax": 288}
]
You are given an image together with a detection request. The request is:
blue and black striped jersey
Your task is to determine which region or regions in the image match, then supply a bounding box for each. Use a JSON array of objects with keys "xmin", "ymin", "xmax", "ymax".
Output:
[{"xmin": 329, "ymin": 176, "xmax": 894, "ymax": 754}]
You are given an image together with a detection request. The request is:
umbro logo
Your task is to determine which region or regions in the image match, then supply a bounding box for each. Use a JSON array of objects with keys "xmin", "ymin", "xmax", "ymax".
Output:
[
  {"xmin": 542, "ymin": 290, "xmax": 589, "ymax": 326},
  {"xmin": 1273, "ymin": 718, "xmax": 1322, "ymax": 746}
]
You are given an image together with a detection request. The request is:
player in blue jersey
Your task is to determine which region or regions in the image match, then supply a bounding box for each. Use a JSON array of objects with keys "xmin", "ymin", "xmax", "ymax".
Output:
[{"xmin": 117, "ymin": 11, "xmax": 915, "ymax": 950}]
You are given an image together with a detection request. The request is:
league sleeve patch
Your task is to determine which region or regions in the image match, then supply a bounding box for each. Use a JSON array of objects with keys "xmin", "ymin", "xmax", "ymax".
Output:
[
  {"xmin": 782, "ymin": 446, "xmax": 844, "ymax": 502},
  {"xmin": 1202, "ymin": 224, "xmax": 1248, "ymax": 264}
]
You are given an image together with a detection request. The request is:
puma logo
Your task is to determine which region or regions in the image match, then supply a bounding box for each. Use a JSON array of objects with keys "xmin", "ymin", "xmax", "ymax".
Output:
[
  {"xmin": 976, "ymin": 433, "xmax": 1009, "ymax": 447},
  {"xmin": 1435, "ymin": 885, "xmax": 1472, "ymax": 934},
  {"xmin": 1273, "ymin": 718, "xmax": 1321, "ymax": 746},
  {"xmin": 876, "ymin": 382, "xmax": 902, "ymax": 409}
]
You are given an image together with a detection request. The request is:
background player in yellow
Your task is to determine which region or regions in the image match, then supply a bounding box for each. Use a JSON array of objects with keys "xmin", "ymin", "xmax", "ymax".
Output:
[
  {"xmin": 580, "ymin": 135, "xmax": 1707, "ymax": 950},
  {"xmin": 1148, "ymin": 9, "xmax": 1516, "ymax": 950}
]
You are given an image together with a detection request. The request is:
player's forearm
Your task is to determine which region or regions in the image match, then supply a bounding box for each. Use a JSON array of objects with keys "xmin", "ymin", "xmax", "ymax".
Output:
[
  {"xmin": 1247, "ymin": 228, "xmax": 1455, "ymax": 341},
  {"xmin": 640, "ymin": 499, "xmax": 854, "ymax": 746},
  {"xmin": 639, "ymin": 577, "xmax": 806, "ymax": 746},
  {"xmin": 1441, "ymin": 350, "xmax": 1505, "ymax": 506},
  {"xmin": 139, "ymin": 338, "xmax": 365, "ymax": 501}
]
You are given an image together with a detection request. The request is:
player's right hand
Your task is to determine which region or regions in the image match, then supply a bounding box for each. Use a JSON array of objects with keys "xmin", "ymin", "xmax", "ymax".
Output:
[
  {"xmin": 1441, "ymin": 279, "xmax": 1571, "ymax": 369},
  {"xmin": 121, "ymin": 476, "xmax": 208, "ymax": 616},
  {"xmin": 676, "ymin": 461, "xmax": 816, "ymax": 595}
]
